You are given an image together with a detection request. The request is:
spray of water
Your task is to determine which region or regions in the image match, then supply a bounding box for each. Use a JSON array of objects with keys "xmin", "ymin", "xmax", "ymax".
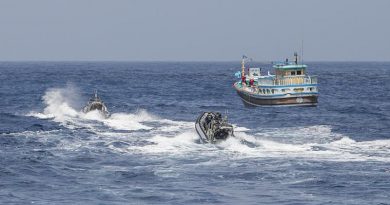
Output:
[{"xmin": 24, "ymin": 86, "xmax": 390, "ymax": 162}]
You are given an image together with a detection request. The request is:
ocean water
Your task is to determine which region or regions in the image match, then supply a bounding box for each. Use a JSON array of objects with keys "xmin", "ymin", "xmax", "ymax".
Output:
[{"xmin": 0, "ymin": 61, "xmax": 389, "ymax": 204}]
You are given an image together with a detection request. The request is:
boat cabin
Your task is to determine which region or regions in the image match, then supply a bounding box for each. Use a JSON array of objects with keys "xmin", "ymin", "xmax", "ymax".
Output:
[
  {"xmin": 273, "ymin": 53, "xmax": 306, "ymax": 77},
  {"xmin": 248, "ymin": 67, "xmax": 261, "ymax": 78},
  {"xmin": 274, "ymin": 64, "xmax": 307, "ymax": 77}
]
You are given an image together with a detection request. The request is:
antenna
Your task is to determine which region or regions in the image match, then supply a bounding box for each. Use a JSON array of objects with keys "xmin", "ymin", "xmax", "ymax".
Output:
[
  {"xmin": 224, "ymin": 109, "xmax": 228, "ymax": 122},
  {"xmin": 301, "ymin": 39, "xmax": 304, "ymax": 64},
  {"xmin": 294, "ymin": 52, "xmax": 298, "ymax": 64}
]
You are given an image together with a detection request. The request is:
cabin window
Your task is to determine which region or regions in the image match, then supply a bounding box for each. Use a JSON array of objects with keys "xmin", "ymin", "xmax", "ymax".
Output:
[
  {"xmin": 291, "ymin": 71, "xmax": 296, "ymax": 75},
  {"xmin": 297, "ymin": 70, "xmax": 302, "ymax": 75},
  {"xmin": 271, "ymin": 89, "xmax": 275, "ymax": 94},
  {"xmin": 293, "ymin": 88, "xmax": 304, "ymax": 92},
  {"xmin": 281, "ymin": 88, "xmax": 291, "ymax": 92}
]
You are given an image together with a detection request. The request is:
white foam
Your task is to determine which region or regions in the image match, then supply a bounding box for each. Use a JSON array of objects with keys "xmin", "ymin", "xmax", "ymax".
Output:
[
  {"xmin": 103, "ymin": 113, "xmax": 152, "ymax": 131},
  {"xmin": 231, "ymin": 126, "xmax": 390, "ymax": 162},
  {"xmin": 28, "ymin": 86, "xmax": 160, "ymax": 132},
  {"xmin": 80, "ymin": 110, "xmax": 106, "ymax": 120},
  {"xmin": 217, "ymin": 136, "xmax": 258, "ymax": 156},
  {"xmin": 130, "ymin": 124, "xmax": 390, "ymax": 162},
  {"xmin": 134, "ymin": 131, "xmax": 202, "ymax": 155},
  {"xmin": 41, "ymin": 85, "xmax": 81, "ymax": 122},
  {"xmin": 26, "ymin": 111, "xmax": 55, "ymax": 119},
  {"xmin": 233, "ymin": 125, "xmax": 250, "ymax": 132},
  {"xmin": 24, "ymin": 87, "xmax": 390, "ymax": 162},
  {"xmin": 132, "ymin": 109, "xmax": 159, "ymax": 121},
  {"xmin": 155, "ymin": 120, "xmax": 193, "ymax": 133}
]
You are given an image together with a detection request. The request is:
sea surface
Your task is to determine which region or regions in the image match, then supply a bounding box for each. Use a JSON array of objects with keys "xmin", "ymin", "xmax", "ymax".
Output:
[{"xmin": 0, "ymin": 61, "xmax": 390, "ymax": 204}]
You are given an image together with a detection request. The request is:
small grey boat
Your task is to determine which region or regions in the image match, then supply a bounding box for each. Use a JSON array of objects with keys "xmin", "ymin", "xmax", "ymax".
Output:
[
  {"xmin": 82, "ymin": 90, "xmax": 110, "ymax": 118},
  {"xmin": 195, "ymin": 112, "xmax": 234, "ymax": 143}
]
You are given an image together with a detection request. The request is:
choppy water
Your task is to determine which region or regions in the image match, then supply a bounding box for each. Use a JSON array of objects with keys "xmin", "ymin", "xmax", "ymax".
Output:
[{"xmin": 1, "ymin": 62, "xmax": 390, "ymax": 204}]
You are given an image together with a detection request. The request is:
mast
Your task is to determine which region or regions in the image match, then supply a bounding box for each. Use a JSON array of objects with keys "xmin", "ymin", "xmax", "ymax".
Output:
[
  {"xmin": 294, "ymin": 52, "xmax": 298, "ymax": 64},
  {"xmin": 94, "ymin": 90, "xmax": 98, "ymax": 98},
  {"xmin": 241, "ymin": 56, "xmax": 246, "ymax": 77}
]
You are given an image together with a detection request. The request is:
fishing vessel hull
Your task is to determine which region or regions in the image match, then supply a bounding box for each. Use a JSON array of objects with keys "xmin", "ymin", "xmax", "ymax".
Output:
[{"xmin": 234, "ymin": 85, "xmax": 318, "ymax": 107}]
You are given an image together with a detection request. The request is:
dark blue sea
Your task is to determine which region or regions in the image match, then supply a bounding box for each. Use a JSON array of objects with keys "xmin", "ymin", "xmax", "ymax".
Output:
[{"xmin": 1, "ymin": 62, "xmax": 390, "ymax": 204}]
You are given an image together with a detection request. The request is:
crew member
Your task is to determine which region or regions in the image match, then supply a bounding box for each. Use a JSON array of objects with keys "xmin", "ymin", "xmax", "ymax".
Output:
[
  {"xmin": 241, "ymin": 75, "xmax": 246, "ymax": 85},
  {"xmin": 249, "ymin": 78, "xmax": 254, "ymax": 86}
]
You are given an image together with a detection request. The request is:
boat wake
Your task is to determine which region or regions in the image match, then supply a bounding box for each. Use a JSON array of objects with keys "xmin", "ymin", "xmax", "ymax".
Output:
[
  {"xmin": 27, "ymin": 86, "xmax": 155, "ymax": 131},
  {"xmin": 21, "ymin": 86, "xmax": 390, "ymax": 163}
]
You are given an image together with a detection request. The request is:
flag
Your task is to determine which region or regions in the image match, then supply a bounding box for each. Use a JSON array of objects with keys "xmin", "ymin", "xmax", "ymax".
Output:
[{"xmin": 234, "ymin": 71, "xmax": 241, "ymax": 78}]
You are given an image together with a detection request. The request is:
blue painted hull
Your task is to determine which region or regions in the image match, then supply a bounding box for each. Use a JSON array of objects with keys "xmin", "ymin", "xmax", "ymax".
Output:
[{"xmin": 234, "ymin": 84, "xmax": 318, "ymax": 107}]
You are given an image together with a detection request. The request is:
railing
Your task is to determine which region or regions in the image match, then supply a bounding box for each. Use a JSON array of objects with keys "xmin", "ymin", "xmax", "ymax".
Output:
[{"xmin": 257, "ymin": 76, "xmax": 317, "ymax": 86}]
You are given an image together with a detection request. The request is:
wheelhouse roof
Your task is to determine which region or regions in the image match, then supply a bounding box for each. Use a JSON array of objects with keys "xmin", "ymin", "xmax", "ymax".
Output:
[{"xmin": 273, "ymin": 63, "xmax": 307, "ymax": 70}]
